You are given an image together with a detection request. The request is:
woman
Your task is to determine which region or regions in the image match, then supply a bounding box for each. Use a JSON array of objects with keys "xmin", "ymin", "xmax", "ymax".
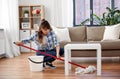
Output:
[{"xmin": 15, "ymin": 19, "xmax": 64, "ymax": 69}]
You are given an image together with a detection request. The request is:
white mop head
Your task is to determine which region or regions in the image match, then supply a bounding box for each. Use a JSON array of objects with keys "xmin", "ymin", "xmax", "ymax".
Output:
[{"xmin": 75, "ymin": 65, "xmax": 96, "ymax": 74}]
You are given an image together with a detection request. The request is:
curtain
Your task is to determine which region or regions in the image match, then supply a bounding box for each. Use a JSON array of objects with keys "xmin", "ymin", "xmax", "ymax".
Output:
[
  {"xmin": 62, "ymin": 0, "xmax": 73, "ymax": 27},
  {"xmin": 0, "ymin": 0, "xmax": 20, "ymax": 58},
  {"xmin": 50, "ymin": 0, "xmax": 73, "ymax": 27},
  {"xmin": 50, "ymin": 0, "xmax": 63, "ymax": 27}
]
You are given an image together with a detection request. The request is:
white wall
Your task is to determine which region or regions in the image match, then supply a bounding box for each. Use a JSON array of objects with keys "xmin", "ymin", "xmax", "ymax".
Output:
[{"xmin": 19, "ymin": 0, "xmax": 63, "ymax": 27}]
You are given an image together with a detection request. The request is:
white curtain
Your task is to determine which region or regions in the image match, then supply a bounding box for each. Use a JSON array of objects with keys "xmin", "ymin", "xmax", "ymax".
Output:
[
  {"xmin": 50, "ymin": 0, "xmax": 62, "ymax": 27},
  {"xmin": 50, "ymin": 0, "xmax": 73, "ymax": 27},
  {"xmin": 0, "ymin": 0, "xmax": 20, "ymax": 58},
  {"xmin": 62, "ymin": 0, "xmax": 73, "ymax": 27}
]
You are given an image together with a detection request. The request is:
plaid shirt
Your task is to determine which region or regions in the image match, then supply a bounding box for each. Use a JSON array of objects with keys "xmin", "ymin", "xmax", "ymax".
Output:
[{"xmin": 21, "ymin": 31, "xmax": 59, "ymax": 50}]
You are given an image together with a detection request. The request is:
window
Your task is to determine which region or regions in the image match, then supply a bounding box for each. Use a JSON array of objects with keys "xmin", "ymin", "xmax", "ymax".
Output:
[
  {"xmin": 73, "ymin": 0, "xmax": 90, "ymax": 26},
  {"xmin": 73, "ymin": 0, "xmax": 120, "ymax": 26}
]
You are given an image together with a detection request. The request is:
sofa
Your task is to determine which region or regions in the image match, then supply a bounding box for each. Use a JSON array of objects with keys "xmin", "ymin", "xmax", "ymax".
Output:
[{"xmin": 59, "ymin": 26, "xmax": 120, "ymax": 57}]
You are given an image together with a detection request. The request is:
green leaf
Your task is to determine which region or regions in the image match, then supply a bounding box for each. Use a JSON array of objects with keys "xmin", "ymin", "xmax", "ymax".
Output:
[
  {"xmin": 93, "ymin": 14, "xmax": 101, "ymax": 21},
  {"xmin": 79, "ymin": 7, "xmax": 120, "ymax": 26}
]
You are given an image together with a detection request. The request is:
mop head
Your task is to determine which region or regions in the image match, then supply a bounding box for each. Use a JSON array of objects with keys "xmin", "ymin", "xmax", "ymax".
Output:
[{"xmin": 75, "ymin": 65, "xmax": 96, "ymax": 74}]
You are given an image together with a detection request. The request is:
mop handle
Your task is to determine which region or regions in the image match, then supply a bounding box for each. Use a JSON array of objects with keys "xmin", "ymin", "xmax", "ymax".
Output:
[{"xmin": 14, "ymin": 42, "xmax": 86, "ymax": 68}]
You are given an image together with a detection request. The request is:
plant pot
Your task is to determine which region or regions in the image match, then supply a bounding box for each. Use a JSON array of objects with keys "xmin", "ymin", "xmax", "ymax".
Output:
[{"xmin": 24, "ymin": 13, "xmax": 29, "ymax": 17}]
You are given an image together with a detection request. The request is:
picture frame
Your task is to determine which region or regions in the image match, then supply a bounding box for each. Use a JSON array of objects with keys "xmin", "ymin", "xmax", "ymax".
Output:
[{"xmin": 21, "ymin": 22, "xmax": 30, "ymax": 29}]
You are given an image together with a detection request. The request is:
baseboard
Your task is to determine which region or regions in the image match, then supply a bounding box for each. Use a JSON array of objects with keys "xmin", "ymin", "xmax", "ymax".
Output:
[{"xmin": 0, "ymin": 53, "xmax": 5, "ymax": 58}]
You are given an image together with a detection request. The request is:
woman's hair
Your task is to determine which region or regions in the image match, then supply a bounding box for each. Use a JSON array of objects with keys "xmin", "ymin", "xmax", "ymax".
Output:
[{"xmin": 38, "ymin": 19, "xmax": 52, "ymax": 43}]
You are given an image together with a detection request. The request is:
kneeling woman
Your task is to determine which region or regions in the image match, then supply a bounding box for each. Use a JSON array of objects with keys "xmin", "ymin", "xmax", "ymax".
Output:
[{"xmin": 15, "ymin": 19, "xmax": 64, "ymax": 69}]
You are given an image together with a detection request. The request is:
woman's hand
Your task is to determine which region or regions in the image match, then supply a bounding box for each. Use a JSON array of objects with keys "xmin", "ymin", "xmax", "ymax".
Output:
[
  {"xmin": 14, "ymin": 41, "xmax": 23, "ymax": 46},
  {"xmin": 57, "ymin": 53, "xmax": 61, "ymax": 58}
]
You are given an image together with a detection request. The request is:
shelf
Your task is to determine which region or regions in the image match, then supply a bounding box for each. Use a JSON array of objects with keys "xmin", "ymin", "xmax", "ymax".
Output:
[
  {"xmin": 19, "ymin": 17, "xmax": 30, "ymax": 19},
  {"xmin": 20, "ymin": 29, "xmax": 31, "ymax": 30},
  {"xmin": 19, "ymin": 5, "xmax": 44, "ymax": 30},
  {"xmin": 19, "ymin": 17, "xmax": 40, "ymax": 18},
  {"xmin": 31, "ymin": 17, "xmax": 41, "ymax": 18},
  {"xmin": 18, "ymin": 5, "xmax": 45, "ymax": 52}
]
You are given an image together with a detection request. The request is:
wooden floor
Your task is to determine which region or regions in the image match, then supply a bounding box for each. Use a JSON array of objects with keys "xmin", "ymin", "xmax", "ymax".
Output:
[{"xmin": 0, "ymin": 53, "xmax": 120, "ymax": 79}]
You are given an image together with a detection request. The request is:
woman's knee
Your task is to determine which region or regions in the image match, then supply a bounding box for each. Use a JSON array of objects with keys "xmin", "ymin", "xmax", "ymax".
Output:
[
  {"xmin": 51, "ymin": 51, "xmax": 56, "ymax": 56},
  {"xmin": 47, "ymin": 51, "xmax": 56, "ymax": 56},
  {"xmin": 36, "ymin": 52, "xmax": 42, "ymax": 56}
]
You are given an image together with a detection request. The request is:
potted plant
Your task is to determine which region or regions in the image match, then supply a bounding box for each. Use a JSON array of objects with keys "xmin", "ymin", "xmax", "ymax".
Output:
[
  {"xmin": 24, "ymin": 10, "xmax": 29, "ymax": 17},
  {"xmin": 93, "ymin": 7, "xmax": 120, "ymax": 25},
  {"xmin": 80, "ymin": 7, "xmax": 120, "ymax": 26}
]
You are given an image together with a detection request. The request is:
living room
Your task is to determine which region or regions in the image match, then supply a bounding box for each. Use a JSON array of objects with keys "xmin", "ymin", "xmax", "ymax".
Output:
[{"xmin": 0, "ymin": 0, "xmax": 120, "ymax": 79}]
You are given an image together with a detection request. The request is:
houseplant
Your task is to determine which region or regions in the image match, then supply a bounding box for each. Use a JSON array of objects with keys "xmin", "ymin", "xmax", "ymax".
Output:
[
  {"xmin": 24, "ymin": 10, "xmax": 29, "ymax": 17},
  {"xmin": 80, "ymin": 7, "xmax": 120, "ymax": 26}
]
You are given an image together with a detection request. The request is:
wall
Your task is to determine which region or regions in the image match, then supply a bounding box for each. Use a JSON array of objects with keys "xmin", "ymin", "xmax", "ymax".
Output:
[{"xmin": 18, "ymin": 0, "xmax": 63, "ymax": 27}]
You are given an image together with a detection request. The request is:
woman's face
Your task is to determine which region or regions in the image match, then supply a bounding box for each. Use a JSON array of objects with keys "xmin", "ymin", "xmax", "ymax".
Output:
[{"xmin": 41, "ymin": 28, "xmax": 50, "ymax": 35}]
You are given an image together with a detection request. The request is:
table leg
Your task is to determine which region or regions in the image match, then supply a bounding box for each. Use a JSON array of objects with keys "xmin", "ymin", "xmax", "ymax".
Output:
[
  {"xmin": 65, "ymin": 48, "xmax": 69, "ymax": 75},
  {"xmin": 68, "ymin": 49, "xmax": 71, "ymax": 70},
  {"xmin": 97, "ymin": 48, "xmax": 101, "ymax": 76}
]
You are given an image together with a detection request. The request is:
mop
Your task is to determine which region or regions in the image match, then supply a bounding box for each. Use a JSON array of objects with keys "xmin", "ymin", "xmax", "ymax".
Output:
[{"xmin": 14, "ymin": 42, "xmax": 96, "ymax": 74}]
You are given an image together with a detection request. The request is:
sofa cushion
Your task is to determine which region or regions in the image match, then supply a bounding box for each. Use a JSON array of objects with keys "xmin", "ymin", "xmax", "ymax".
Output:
[
  {"xmin": 87, "ymin": 27, "xmax": 105, "ymax": 41},
  {"xmin": 88, "ymin": 40, "xmax": 120, "ymax": 50},
  {"xmin": 53, "ymin": 28, "xmax": 71, "ymax": 42},
  {"xmin": 68, "ymin": 26, "xmax": 86, "ymax": 42},
  {"xmin": 103, "ymin": 24, "xmax": 120, "ymax": 40}
]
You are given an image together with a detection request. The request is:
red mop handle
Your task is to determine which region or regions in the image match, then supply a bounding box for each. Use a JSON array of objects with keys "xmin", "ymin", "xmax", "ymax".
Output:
[{"xmin": 14, "ymin": 42, "xmax": 86, "ymax": 68}]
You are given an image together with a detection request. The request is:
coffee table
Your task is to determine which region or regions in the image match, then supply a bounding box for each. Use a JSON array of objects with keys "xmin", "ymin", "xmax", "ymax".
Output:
[{"xmin": 64, "ymin": 43, "xmax": 101, "ymax": 76}]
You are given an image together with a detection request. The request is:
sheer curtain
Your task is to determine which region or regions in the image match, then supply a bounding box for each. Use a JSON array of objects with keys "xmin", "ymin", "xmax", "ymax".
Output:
[
  {"xmin": 50, "ymin": 0, "xmax": 63, "ymax": 27},
  {"xmin": 50, "ymin": 0, "xmax": 73, "ymax": 27},
  {"xmin": 62, "ymin": 0, "xmax": 73, "ymax": 27},
  {"xmin": 0, "ymin": 0, "xmax": 20, "ymax": 58}
]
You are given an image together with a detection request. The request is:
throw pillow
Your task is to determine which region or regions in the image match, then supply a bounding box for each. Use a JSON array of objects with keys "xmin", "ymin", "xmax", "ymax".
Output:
[
  {"xmin": 51, "ymin": 26, "xmax": 71, "ymax": 42},
  {"xmin": 87, "ymin": 27, "xmax": 105, "ymax": 41},
  {"xmin": 103, "ymin": 24, "xmax": 120, "ymax": 40}
]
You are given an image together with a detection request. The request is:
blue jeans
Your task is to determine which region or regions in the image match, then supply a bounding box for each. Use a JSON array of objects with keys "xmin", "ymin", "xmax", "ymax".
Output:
[{"xmin": 36, "ymin": 48, "xmax": 64, "ymax": 63}]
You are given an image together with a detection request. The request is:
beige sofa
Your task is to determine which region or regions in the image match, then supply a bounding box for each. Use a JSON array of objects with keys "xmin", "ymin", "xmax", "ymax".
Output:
[{"xmin": 59, "ymin": 26, "xmax": 120, "ymax": 57}]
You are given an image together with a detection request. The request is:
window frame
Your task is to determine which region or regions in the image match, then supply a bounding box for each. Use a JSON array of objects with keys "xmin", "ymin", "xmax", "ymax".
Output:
[{"xmin": 73, "ymin": 0, "xmax": 115, "ymax": 26}]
